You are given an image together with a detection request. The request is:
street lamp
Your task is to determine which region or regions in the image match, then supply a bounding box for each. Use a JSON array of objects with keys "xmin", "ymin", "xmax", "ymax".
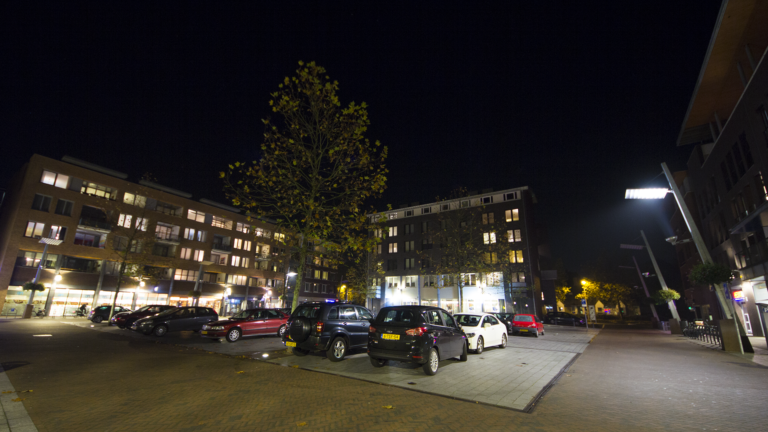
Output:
[
  {"xmin": 625, "ymin": 163, "xmax": 734, "ymax": 321},
  {"xmin": 24, "ymin": 238, "xmax": 64, "ymax": 318},
  {"xmin": 620, "ymin": 233, "xmax": 680, "ymax": 322}
]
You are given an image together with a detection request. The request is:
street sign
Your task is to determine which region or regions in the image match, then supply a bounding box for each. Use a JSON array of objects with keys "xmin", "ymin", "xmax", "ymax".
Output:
[
  {"xmin": 581, "ymin": 299, "xmax": 587, "ymax": 307},
  {"xmin": 588, "ymin": 305, "xmax": 597, "ymax": 321}
]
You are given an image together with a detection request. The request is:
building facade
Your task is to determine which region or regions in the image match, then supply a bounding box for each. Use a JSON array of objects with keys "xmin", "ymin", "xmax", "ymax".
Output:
[
  {"xmin": 366, "ymin": 187, "xmax": 547, "ymax": 317},
  {"xmin": 0, "ymin": 154, "xmax": 287, "ymax": 317},
  {"xmin": 673, "ymin": 0, "xmax": 768, "ymax": 339}
]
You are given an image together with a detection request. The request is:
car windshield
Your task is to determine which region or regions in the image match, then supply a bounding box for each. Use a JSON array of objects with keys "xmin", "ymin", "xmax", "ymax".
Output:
[
  {"xmin": 135, "ymin": 306, "xmax": 151, "ymax": 313},
  {"xmin": 293, "ymin": 305, "xmax": 323, "ymax": 319},
  {"xmin": 496, "ymin": 313, "xmax": 514, "ymax": 320},
  {"xmin": 231, "ymin": 310, "xmax": 253, "ymax": 320},
  {"xmin": 515, "ymin": 315, "xmax": 534, "ymax": 322},
  {"xmin": 375, "ymin": 308, "xmax": 424, "ymax": 325},
  {"xmin": 155, "ymin": 307, "xmax": 180, "ymax": 317},
  {"xmin": 455, "ymin": 315, "xmax": 482, "ymax": 327}
]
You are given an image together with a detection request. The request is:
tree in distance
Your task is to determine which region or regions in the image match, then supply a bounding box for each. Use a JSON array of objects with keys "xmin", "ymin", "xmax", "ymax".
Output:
[{"xmin": 222, "ymin": 61, "xmax": 388, "ymax": 311}]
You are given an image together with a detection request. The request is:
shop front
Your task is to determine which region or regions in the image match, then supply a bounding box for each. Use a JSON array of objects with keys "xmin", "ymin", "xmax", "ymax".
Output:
[
  {"xmin": 169, "ymin": 295, "xmax": 222, "ymax": 312},
  {"xmin": 2, "ymin": 287, "xmax": 49, "ymax": 317}
]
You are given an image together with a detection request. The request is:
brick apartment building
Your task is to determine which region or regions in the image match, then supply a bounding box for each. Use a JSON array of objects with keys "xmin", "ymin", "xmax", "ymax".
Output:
[
  {"xmin": 366, "ymin": 187, "xmax": 550, "ymax": 317},
  {"xmin": 0, "ymin": 154, "xmax": 294, "ymax": 317},
  {"xmin": 671, "ymin": 0, "xmax": 768, "ymax": 339}
]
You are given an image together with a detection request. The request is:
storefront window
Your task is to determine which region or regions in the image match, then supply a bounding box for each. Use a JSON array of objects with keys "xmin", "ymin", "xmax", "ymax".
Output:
[
  {"xmin": 2, "ymin": 288, "xmax": 49, "ymax": 316},
  {"xmin": 50, "ymin": 289, "xmax": 94, "ymax": 317}
]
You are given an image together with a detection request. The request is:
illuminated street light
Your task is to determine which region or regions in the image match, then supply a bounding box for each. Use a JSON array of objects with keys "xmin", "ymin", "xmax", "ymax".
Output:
[
  {"xmin": 624, "ymin": 188, "xmax": 670, "ymax": 199},
  {"xmin": 54, "ymin": 274, "xmax": 62, "ymax": 282}
]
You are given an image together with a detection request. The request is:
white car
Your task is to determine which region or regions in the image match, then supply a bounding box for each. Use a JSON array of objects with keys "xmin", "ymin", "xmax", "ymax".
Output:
[{"xmin": 455, "ymin": 313, "xmax": 508, "ymax": 354}]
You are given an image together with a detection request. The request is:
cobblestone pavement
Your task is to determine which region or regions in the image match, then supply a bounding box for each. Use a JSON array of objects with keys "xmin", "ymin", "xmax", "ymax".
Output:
[{"xmin": 2, "ymin": 319, "xmax": 767, "ymax": 431}]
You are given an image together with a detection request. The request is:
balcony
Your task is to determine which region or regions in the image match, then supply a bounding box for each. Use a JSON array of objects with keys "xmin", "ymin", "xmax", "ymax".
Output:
[
  {"xmin": 211, "ymin": 243, "xmax": 233, "ymax": 253},
  {"xmin": 254, "ymin": 251, "xmax": 271, "ymax": 261},
  {"xmin": 77, "ymin": 218, "xmax": 112, "ymax": 233},
  {"xmin": 155, "ymin": 233, "xmax": 181, "ymax": 244}
]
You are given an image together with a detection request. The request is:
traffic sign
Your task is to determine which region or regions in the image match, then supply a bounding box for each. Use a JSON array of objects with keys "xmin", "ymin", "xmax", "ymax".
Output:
[{"xmin": 581, "ymin": 299, "xmax": 587, "ymax": 307}]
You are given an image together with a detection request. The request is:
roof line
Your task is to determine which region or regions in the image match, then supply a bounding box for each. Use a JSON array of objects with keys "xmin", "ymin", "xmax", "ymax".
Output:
[
  {"xmin": 62, "ymin": 155, "xmax": 129, "ymax": 179},
  {"xmin": 675, "ymin": 0, "xmax": 729, "ymax": 147}
]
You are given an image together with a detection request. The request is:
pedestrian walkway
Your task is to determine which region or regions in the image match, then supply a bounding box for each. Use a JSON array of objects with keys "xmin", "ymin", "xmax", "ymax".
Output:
[{"xmin": 0, "ymin": 365, "xmax": 37, "ymax": 432}]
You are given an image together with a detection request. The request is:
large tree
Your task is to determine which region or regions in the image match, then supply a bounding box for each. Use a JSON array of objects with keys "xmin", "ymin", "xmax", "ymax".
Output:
[{"xmin": 223, "ymin": 61, "xmax": 388, "ymax": 311}]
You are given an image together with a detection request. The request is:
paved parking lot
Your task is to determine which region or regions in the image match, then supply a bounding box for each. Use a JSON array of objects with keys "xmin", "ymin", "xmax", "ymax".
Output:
[{"xmin": 62, "ymin": 319, "xmax": 599, "ymax": 411}]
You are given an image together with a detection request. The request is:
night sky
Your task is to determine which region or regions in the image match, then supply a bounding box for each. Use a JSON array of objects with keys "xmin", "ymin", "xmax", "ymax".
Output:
[{"xmin": 1, "ymin": 1, "xmax": 724, "ymax": 288}]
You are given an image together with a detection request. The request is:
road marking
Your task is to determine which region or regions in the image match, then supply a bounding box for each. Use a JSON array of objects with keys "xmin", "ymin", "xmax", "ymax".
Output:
[{"xmin": 0, "ymin": 366, "xmax": 39, "ymax": 432}]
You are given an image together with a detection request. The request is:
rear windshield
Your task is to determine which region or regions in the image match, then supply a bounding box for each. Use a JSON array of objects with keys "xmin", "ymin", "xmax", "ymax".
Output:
[
  {"xmin": 293, "ymin": 305, "xmax": 323, "ymax": 319},
  {"xmin": 455, "ymin": 315, "xmax": 482, "ymax": 327},
  {"xmin": 515, "ymin": 315, "xmax": 534, "ymax": 322},
  {"xmin": 375, "ymin": 308, "xmax": 424, "ymax": 325},
  {"xmin": 155, "ymin": 307, "xmax": 180, "ymax": 317},
  {"xmin": 96, "ymin": 306, "xmax": 110, "ymax": 310}
]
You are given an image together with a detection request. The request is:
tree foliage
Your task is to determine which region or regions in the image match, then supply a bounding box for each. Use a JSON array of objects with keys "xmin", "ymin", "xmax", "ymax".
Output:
[
  {"xmin": 341, "ymin": 245, "xmax": 385, "ymax": 305},
  {"xmin": 222, "ymin": 61, "xmax": 388, "ymax": 311},
  {"xmin": 577, "ymin": 279, "xmax": 634, "ymax": 319},
  {"xmin": 688, "ymin": 262, "xmax": 733, "ymax": 286},
  {"xmin": 22, "ymin": 281, "xmax": 45, "ymax": 292},
  {"xmin": 651, "ymin": 289, "xmax": 681, "ymax": 305}
]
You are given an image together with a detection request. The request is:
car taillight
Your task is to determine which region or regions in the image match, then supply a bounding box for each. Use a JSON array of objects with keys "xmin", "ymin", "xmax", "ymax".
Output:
[
  {"xmin": 369, "ymin": 326, "xmax": 376, "ymax": 333},
  {"xmin": 529, "ymin": 323, "xmax": 537, "ymax": 328},
  {"xmin": 316, "ymin": 322, "xmax": 324, "ymax": 333},
  {"xmin": 405, "ymin": 327, "xmax": 428, "ymax": 337}
]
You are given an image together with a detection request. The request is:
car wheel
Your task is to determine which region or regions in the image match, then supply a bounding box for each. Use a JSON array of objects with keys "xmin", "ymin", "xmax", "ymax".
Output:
[
  {"xmin": 500, "ymin": 333, "xmax": 508, "ymax": 348},
  {"xmin": 226, "ymin": 328, "xmax": 241, "ymax": 343},
  {"xmin": 370, "ymin": 357, "xmax": 387, "ymax": 368},
  {"xmin": 459, "ymin": 341, "xmax": 468, "ymax": 361},
  {"xmin": 327, "ymin": 337, "xmax": 347, "ymax": 362},
  {"xmin": 534, "ymin": 329, "xmax": 539, "ymax": 338},
  {"xmin": 277, "ymin": 324, "xmax": 287, "ymax": 337},
  {"xmin": 423, "ymin": 348, "xmax": 439, "ymax": 376},
  {"xmin": 292, "ymin": 347, "xmax": 309, "ymax": 356},
  {"xmin": 153, "ymin": 325, "xmax": 168, "ymax": 337},
  {"xmin": 93, "ymin": 316, "xmax": 103, "ymax": 323},
  {"xmin": 540, "ymin": 329, "xmax": 545, "ymax": 336},
  {"xmin": 475, "ymin": 336, "xmax": 484, "ymax": 354}
]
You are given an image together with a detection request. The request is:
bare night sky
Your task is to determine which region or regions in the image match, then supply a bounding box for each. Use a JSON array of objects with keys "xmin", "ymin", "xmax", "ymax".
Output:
[{"xmin": 1, "ymin": 1, "xmax": 723, "ymax": 283}]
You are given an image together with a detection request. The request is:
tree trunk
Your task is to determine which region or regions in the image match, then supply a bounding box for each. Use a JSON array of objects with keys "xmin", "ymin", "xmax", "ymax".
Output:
[
  {"xmin": 457, "ymin": 273, "xmax": 464, "ymax": 312},
  {"xmin": 108, "ymin": 261, "xmax": 127, "ymax": 322},
  {"xmin": 290, "ymin": 246, "xmax": 308, "ymax": 312}
]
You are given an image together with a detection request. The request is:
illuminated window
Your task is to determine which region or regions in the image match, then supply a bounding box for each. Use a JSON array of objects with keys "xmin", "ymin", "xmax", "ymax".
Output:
[
  {"xmin": 483, "ymin": 232, "xmax": 496, "ymax": 244},
  {"xmin": 508, "ymin": 250, "xmax": 524, "ymax": 263},
  {"xmin": 193, "ymin": 250, "xmax": 205, "ymax": 262},
  {"xmin": 187, "ymin": 209, "xmax": 205, "ymax": 223},
  {"xmin": 41, "ymin": 170, "xmax": 69, "ymax": 189},
  {"xmin": 388, "ymin": 212, "xmax": 398, "ymax": 219},
  {"xmin": 236, "ymin": 222, "xmax": 250, "ymax": 233},
  {"xmin": 123, "ymin": 193, "xmax": 147, "ymax": 208},
  {"xmin": 231, "ymin": 256, "xmax": 241, "ymax": 267},
  {"xmin": 49, "ymin": 225, "xmax": 67, "ymax": 240},
  {"xmin": 389, "ymin": 243, "xmax": 398, "ymax": 253},
  {"xmin": 81, "ymin": 182, "xmax": 116, "ymax": 200},
  {"xmin": 196, "ymin": 230, "xmax": 207, "ymax": 242},
  {"xmin": 388, "ymin": 226, "xmax": 397, "ymax": 237},
  {"xmin": 243, "ymin": 240, "xmax": 251, "ymax": 251},
  {"xmin": 274, "ymin": 232, "xmax": 285, "ymax": 242},
  {"xmin": 118, "ymin": 214, "xmax": 133, "ymax": 228},
  {"xmin": 484, "ymin": 252, "xmax": 498, "ymax": 264},
  {"xmin": 233, "ymin": 238, "xmax": 243, "ymax": 249},
  {"xmin": 135, "ymin": 218, "xmax": 148, "ymax": 231},
  {"xmin": 405, "ymin": 276, "xmax": 417, "ymax": 287},
  {"xmin": 180, "ymin": 248, "xmax": 192, "ymax": 260},
  {"xmin": 507, "ymin": 229, "xmax": 522, "ymax": 242},
  {"xmin": 505, "ymin": 209, "xmax": 519, "ymax": 222},
  {"xmin": 184, "ymin": 228, "xmax": 196, "ymax": 240},
  {"xmin": 314, "ymin": 270, "xmax": 321, "ymax": 278},
  {"xmin": 241, "ymin": 257, "xmax": 249, "ymax": 268},
  {"xmin": 322, "ymin": 271, "xmax": 329, "ymax": 280}
]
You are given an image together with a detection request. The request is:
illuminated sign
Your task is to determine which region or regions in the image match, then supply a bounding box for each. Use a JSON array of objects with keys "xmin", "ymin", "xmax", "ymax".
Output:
[{"xmin": 732, "ymin": 290, "xmax": 745, "ymax": 302}]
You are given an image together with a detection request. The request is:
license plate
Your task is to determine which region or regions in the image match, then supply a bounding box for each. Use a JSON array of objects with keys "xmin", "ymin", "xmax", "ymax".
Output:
[
  {"xmin": 519, "ymin": 329, "xmax": 528, "ymax": 332},
  {"xmin": 286, "ymin": 341, "xmax": 296, "ymax": 347},
  {"xmin": 201, "ymin": 331, "xmax": 208, "ymax": 335},
  {"xmin": 381, "ymin": 334, "xmax": 400, "ymax": 340}
]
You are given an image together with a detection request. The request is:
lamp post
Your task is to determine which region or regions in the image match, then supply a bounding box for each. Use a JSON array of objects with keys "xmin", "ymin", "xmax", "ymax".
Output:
[
  {"xmin": 191, "ymin": 260, "xmax": 214, "ymax": 306},
  {"xmin": 24, "ymin": 238, "xmax": 63, "ymax": 318},
  {"xmin": 580, "ymin": 280, "xmax": 590, "ymax": 328},
  {"xmin": 285, "ymin": 272, "xmax": 297, "ymax": 308}
]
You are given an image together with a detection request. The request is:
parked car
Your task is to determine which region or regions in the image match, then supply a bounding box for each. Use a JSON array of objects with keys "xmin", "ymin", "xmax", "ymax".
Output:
[
  {"xmin": 131, "ymin": 306, "xmax": 218, "ymax": 337},
  {"xmin": 368, "ymin": 306, "xmax": 467, "ymax": 376},
  {"xmin": 278, "ymin": 308, "xmax": 292, "ymax": 316},
  {"xmin": 493, "ymin": 313, "xmax": 516, "ymax": 332},
  {"xmin": 88, "ymin": 305, "xmax": 131, "ymax": 324},
  {"xmin": 282, "ymin": 301, "xmax": 375, "ymax": 362},
  {"xmin": 511, "ymin": 314, "xmax": 544, "ymax": 337},
  {"xmin": 543, "ymin": 312, "xmax": 585, "ymax": 326},
  {"xmin": 455, "ymin": 313, "xmax": 508, "ymax": 354},
  {"xmin": 111, "ymin": 305, "xmax": 176, "ymax": 329},
  {"xmin": 201, "ymin": 309, "xmax": 289, "ymax": 342}
]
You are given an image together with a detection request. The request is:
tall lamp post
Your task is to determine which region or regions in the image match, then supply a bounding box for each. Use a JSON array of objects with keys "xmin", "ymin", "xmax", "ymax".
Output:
[
  {"xmin": 191, "ymin": 260, "xmax": 214, "ymax": 306},
  {"xmin": 284, "ymin": 272, "xmax": 297, "ymax": 308},
  {"xmin": 24, "ymin": 238, "xmax": 64, "ymax": 318}
]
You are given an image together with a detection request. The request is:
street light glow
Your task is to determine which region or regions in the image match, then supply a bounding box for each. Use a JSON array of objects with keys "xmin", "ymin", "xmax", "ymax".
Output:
[{"xmin": 624, "ymin": 188, "xmax": 670, "ymax": 199}]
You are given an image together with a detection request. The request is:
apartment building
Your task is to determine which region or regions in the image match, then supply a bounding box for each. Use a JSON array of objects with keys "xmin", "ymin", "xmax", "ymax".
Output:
[
  {"xmin": 289, "ymin": 239, "xmax": 343, "ymax": 304},
  {"xmin": 367, "ymin": 187, "xmax": 547, "ymax": 317},
  {"xmin": 672, "ymin": 0, "xmax": 768, "ymax": 339},
  {"xmin": 0, "ymin": 154, "xmax": 286, "ymax": 317}
]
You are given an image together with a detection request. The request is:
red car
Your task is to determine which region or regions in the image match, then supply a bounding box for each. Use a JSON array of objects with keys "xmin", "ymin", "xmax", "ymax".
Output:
[
  {"xmin": 511, "ymin": 314, "xmax": 545, "ymax": 337},
  {"xmin": 200, "ymin": 309, "xmax": 289, "ymax": 342}
]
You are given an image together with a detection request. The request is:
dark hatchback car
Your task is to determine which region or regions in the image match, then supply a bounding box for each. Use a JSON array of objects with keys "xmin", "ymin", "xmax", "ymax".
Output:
[
  {"xmin": 111, "ymin": 305, "xmax": 176, "ymax": 329},
  {"xmin": 493, "ymin": 313, "xmax": 516, "ymax": 332},
  {"xmin": 131, "ymin": 306, "xmax": 218, "ymax": 337},
  {"xmin": 88, "ymin": 305, "xmax": 131, "ymax": 323},
  {"xmin": 282, "ymin": 301, "xmax": 375, "ymax": 362},
  {"xmin": 368, "ymin": 306, "xmax": 467, "ymax": 376},
  {"xmin": 544, "ymin": 312, "xmax": 585, "ymax": 326}
]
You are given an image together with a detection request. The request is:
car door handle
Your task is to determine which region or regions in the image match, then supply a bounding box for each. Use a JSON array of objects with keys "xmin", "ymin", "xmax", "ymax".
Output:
[{"xmin": 342, "ymin": 322, "xmax": 348, "ymax": 326}]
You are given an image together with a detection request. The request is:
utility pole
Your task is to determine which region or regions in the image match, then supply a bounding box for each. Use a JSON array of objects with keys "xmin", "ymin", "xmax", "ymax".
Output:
[
  {"xmin": 632, "ymin": 256, "xmax": 659, "ymax": 323},
  {"xmin": 640, "ymin": 230, "xmax": 680, "ymax": 321}
]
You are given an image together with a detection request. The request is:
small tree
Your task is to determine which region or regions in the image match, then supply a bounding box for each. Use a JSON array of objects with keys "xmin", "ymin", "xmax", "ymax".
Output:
[
  {"xmin": 341, "ymin": 247, "xmax": 384, "ymax": 305},
  {"xmin": 652, "ymin": 289, "xmax": 681, "ymax": 305},
  {"xmin": 422, "ymin": 189, "xmax": 495, "ymax": 312},
  {"xmin": 688, "ymin": 262, "xmax": 733, "ymax": 287},
  {"xmin": 600, "ymin": 283, "xmax": 633, "ymax": 320},
  {"xmin": 222, "ymin": 61, "xmax": 388, "ymax": 312}
]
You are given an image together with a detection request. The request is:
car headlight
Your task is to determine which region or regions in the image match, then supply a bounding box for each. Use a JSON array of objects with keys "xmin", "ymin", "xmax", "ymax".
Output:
[
  {"xmin": 465, "ymin": 333, "xmax": 476, "ymax": 338},
  {"xmin": 210, "ymin": 326, "xmax": 225, "ymax": 330},
  {"xmin": 202, "ymin": 325, "xmax": 209, "ymax": 330}
]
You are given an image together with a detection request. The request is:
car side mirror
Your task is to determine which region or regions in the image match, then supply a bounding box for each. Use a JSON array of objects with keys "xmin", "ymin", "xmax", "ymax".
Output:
[{"xmin": 484, "ymin": 323, "xmax": 491, "ymax": 328}]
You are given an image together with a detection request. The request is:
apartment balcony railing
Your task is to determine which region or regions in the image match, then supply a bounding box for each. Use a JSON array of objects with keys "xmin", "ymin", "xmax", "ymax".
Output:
[
  {"xmin": 78, "ymin": 218, "xmax": 112, "ymax": 233},
  {"xmin": 155, "ymin": 233, "xmax": 181, "ymax": 244},
  {"xmin": 736, "ymin": 241, "xmax": 768, "ymax": 271},
  {"xmin": 254, "ymin": 251, "xmax": 271, "ymax": 261},
  {"xmin": 211, "ymin": 243, "xmax": 233, "ymax": 253}
]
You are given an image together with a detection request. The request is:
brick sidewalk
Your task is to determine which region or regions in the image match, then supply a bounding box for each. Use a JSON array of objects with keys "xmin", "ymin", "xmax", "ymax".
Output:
[{"xmin": 1, "ymin": 321, "xmax": 766, "ymax": 431}]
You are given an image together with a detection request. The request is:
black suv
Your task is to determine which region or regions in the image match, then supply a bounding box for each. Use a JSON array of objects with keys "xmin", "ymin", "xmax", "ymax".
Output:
[
  {"xmin": 131, "ymin": 306, "xmax": 218, "ymax": 337},
  {"xmin": 368, "ymin": 306, "xmax": 467, "ymax": 375},
  {"xmin": 282, "ymin": 302, "xmax": 375, "ymax": 362}
]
